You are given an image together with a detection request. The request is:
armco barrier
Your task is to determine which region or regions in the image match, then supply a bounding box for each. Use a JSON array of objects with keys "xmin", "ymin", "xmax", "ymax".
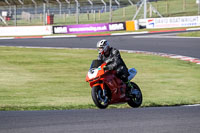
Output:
[
  {"xmin": 0, "ymin": 26, "xmax": 53, "ymax": 36},
  {"xmin": 146, "ymin": 16, "xmax": 200, "ymax": 29},
  {"xmin": 0, "ymin": 21, "xmax": 137, "ymax": 36},
  {"xmin": 125, "ymin": 21, "xmax": 139, "ymax": 31},
  {"xmin": 53, "ymin": 22, "xmax": 126, "ymax": 34}
]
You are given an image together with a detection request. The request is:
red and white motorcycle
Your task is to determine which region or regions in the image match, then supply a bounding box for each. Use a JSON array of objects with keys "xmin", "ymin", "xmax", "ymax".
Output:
[{"xmin": 86, "ymin": 60, "xmax": 142, "ymax": 109}]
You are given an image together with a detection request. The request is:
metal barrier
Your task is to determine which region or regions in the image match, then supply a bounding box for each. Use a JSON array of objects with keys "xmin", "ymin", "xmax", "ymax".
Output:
[{"xmin": 0, "ymin": 0, "xmax": 199, "ymax": 26}]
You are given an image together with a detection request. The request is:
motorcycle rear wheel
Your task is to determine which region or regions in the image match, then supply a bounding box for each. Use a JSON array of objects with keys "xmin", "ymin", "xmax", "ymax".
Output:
[
  {"xmin": 127, "ymin": 82, "xmax": 143, "ymax": 108},
  {"xmin": 91, "ymin": 86, "xmax": 109, "ymax": 109}
]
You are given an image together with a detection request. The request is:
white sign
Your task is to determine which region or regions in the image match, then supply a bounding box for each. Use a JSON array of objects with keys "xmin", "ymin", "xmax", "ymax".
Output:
[
  {"xmin": 0, "ymin": 26, "xmax": 52, "ymax": 36},
  {"xmin": 146, "ymin": 16, "xmax": 200, "ymax": 29},
  {"xmin": 2, "ymin": 11, "xmax": 8, "ymax": 17},
  {"xmin": 54, "ymin": 27, "xmax": 68, "ymax": 33},
  {"xmin": 109, "ymin": 23, "xmax": 124, "ymax": 31}
]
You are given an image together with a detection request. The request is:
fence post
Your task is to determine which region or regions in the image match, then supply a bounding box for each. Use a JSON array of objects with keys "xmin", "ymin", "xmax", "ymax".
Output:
[
  {"xmin": 128, "ymin": 0, "xmax": 134, "ymax": 6},
  {"xmin": 43, "ymin": 3, "xmax": 46, "ymax": 25},
  {"xmin": 65, "ymin": 0, "xmax": 71, "ymax": 11},
  {"xmin": 93, "ymin": 10, "xmax": 96, "ymax": 22},
  {"xmin": 109, "ymin": 0, "xmax": 112, "ymax": 22},
  {"xmin": 87, "ymin": 10, "xmax": 89, "ymax": 20},
  {"xmin": 155, "ymin": 1, "xmax": 158, "ymax": 10},
  {"xmin": 199, "ymin": 0, "xmax": 200, "ymax": 15},
  {"xmin": 183, "ymin": 0, "xmax": 186, "ymax": 11},
  {"xmin": 114, "ymin": 0, "xmax": 120, "ymax": 8},
  {"xmin": 144, "ymin": 0, "xmax": 147, "ymax": 19},
  {"xmin": 99, "ymin": 10, "xmax": 101, "ymax": 20},
  {"xmin": 101, "ymin": 0, "xmax": 107, "ymax": 12},
  {"xmin": 88, "ymin": 0, "xmax": 93, "ymax": 13},
  {"xmin": 56, "ymin": 0, "xmax": 62, "ymax": 16},
  {"xmin": 14, "ymin": 5, "xmax": 17, "ymax": 26},
  {"xmin": 31, "ymin": 0, "xmax": 37, "ymax": 14},
  {"xmin": 75, "ymin": 0, "xmax": 79, "ymax": 24},
  {"xmin": 18, "ymin": 0, "xmax": 24, "ymax": 11},
  {"xmin": 18, "ymin": 0, "xmax": 24, "ymax": 5},
  {"xmin": 149, "ymin": 4, "xmax": 152, "ymax": 17},
  {"xmin": 123, "ymin": 8, "xmax": 125, "ymax": 18},
  {"xmin": 5, "ymin": 0, "xmax": 12, "ymax": 18},
  {"xmin": 63, "ymin": 12, "xmax": 65, "ymax": 22},
  {"xmin": 166, "ymin": 0, "xmax": 169, "ymax": 15}
]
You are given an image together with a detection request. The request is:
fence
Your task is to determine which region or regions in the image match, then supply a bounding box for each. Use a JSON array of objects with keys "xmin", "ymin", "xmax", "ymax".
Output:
[{"xmin": 0, "ymin": 0, "xmax": 199, "ymax": 26}]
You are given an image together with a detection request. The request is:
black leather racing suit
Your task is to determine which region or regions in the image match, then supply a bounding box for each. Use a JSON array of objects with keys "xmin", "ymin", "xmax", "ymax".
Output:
[{"xmin": 98, "ymin": 47, "xmax": 129, "ymax": 83}]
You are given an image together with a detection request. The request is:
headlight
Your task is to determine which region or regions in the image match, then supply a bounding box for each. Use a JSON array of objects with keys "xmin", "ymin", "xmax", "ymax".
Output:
[{"xmin": 89, "ymin": 77, "xmax": 99, "ymax": 82}]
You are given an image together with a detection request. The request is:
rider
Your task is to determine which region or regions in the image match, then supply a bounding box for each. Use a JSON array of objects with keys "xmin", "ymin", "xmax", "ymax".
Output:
[{"xmin": 96, "ymin": 39, "xmax": 133, "ymax": 92}]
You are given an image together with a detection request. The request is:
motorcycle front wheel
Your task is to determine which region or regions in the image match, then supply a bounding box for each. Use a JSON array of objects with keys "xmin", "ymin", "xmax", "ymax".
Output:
[
  {"xmin": 91, "ymin": 86, "xmax": 109, "ymax": 109},
  {"xmin": 127, "ymin": 82, "xmax": 143, "ymax": 108}
]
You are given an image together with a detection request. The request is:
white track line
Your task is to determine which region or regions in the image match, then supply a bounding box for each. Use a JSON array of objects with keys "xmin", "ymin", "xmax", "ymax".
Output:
[
  {"xmin": 111, "ymin": 31, "xmax": 148, "ymax": 36},
  {"xmin": 0, "ymin": 37, "xmax": 15, "ymax": 40},
  {"xmin": 132, "ymin": 35, "xmax": 200, "ymax": 39},
  {"xmin": 43, "ymin": 35, "xmax": 77, "ymax": 38},
  {"xmin": 182, "ymin": 104, "xmax": 200, "ymax": 107}
]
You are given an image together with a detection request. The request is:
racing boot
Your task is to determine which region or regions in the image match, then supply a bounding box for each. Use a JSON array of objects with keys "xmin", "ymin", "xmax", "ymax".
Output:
[{"xmin": 125, "ymin": 81, "xmax": 133, "ymax": 97}]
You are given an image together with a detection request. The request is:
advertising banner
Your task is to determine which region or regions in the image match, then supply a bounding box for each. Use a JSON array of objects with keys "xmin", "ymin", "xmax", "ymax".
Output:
[
  {"xmin": 53, "ymin": 22, "xmax": 126, "ymax": 34},
  {"xmin": 146, "ymin": 16, "xmax": 200, "ymax": 29},
  {"xmin": 125, "ymin": 21, "xmax": 138, "ymax": 31},
  {"xmin": 0, "ymin": 26, "xmax": 52, "ymax": 36}
]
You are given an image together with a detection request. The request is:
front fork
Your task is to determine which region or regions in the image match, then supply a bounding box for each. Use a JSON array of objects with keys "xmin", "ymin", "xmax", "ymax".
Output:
[
  {"xmin": 96, "ymin": 82, "xmax": 108, "ymax": 103},
  {"xmin": 100, "ymin": 83, "xmax": 106, "ymax": 96}
]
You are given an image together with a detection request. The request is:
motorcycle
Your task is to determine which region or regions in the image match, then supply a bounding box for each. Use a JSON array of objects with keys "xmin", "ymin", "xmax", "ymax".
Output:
[{"xmin": 86, "ymin": 60, "xmax": 142, "ymax": 109}]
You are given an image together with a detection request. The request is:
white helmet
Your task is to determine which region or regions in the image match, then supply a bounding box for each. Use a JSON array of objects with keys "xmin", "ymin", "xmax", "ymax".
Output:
[{"xmin": 96, "ymin": 40, "xmax": 110, "ymax": 55}]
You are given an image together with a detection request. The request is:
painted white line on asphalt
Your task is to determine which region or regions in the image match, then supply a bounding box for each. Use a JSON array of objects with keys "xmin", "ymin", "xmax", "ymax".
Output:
[
  {"xmin": 132, "ymin": 35, "xmax": 200, "ymax": 39},
  {"xmin": 183, "ymin": 104, "xmax": 200, "ymax": 107},
  {"xmin": 111, "ymin": 31, "xmax": 148, "ymax": 36},
  {"xmin": 43, "ymin": 35, "xmax": 77, "ymax": 38},
  {"xmin": 0, "ymin": 37, "xmax": 15, "ymax": 40},
  {"xmin": 186, "ymin": 28, "xmax": 200, "ymax": 31}
]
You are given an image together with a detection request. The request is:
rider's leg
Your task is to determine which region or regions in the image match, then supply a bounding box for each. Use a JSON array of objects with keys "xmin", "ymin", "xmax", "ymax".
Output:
[{"xmin": 116, "ymin": 66, "xmax": 133, "ymax": 90}]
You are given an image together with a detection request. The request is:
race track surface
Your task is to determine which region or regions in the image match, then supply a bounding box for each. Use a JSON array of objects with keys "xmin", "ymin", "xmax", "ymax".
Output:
[
  {"xmin": 0, "ymin": 34, "xmax": 200, "ymax": 133},
  {"xmin": 0, "ymin": 34, "xmax": 200, "ymax": 58},
  {"xmin": 0, "ymin": 106, "xmax": 200, "ymax": 133}
]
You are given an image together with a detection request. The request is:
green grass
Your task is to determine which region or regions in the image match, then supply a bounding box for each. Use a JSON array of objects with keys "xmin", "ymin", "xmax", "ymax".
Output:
[
  {"xmin": 178, "ymin": 31, "xmax": 200, "ymax": 37},
  {"xmin": 0, "ymin": 46, "xmax": 200, "ymax": 111}
]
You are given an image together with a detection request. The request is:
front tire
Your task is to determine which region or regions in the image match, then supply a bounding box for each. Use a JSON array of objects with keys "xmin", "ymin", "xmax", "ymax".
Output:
[
  {"xmin": 91, "ymin": 86, "xmax": 109, "ymax": 109},
  {"xmin": 127, "ymin": 82, "xmax": 143, "ymax": 108}
]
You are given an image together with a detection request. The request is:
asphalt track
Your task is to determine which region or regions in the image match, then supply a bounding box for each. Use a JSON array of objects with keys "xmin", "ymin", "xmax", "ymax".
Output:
[
  {"xmin": 0, "ymin": 106, "xmax": 200, "ymax": 133},
  {"xmin": 0, "ymin": 33, "xmax": 200, "ymax": 58},
  {"xmin": 0, "ymin": 34, "xmax": 200, "ymax": 133}
]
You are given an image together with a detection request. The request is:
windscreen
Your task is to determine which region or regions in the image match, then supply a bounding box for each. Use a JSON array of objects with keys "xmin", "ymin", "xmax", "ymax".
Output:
[{"xmin": 90, "ymin": 60, "xmax": 103, "ymax": 69}]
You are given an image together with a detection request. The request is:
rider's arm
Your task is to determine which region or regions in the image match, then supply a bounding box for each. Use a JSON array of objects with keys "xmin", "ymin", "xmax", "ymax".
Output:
[{"xmin": 106, "ymin": 49, "xmax": 122, "ymax": 70}]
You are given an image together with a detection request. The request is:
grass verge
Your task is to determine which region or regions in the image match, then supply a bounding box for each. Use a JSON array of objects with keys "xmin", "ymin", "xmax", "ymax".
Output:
[
  {"xmin": 0, "ymin": 47, "xmax": 200, "ymax": 111},
  {"xmin": 178, "ymin": 31, "xmax": 200, "ymax": 37}
]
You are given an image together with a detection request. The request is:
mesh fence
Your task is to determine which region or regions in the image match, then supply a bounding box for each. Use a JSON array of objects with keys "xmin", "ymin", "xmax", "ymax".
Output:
[{"xmin": 0, "ymin": 0, "xmax": 199, "ymax": 26}]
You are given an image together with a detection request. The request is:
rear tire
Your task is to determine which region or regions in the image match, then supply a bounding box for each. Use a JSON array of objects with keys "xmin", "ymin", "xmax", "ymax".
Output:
[
  {"xmin": 91, "ymin": 86, "xmax": 109, "ymax": 109},
  {"xmin": 127, "ymin": 82, "xmax": 143, "ymax": 108}
]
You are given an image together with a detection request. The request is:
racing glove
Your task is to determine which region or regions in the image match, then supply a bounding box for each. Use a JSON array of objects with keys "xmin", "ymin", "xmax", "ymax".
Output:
[
  {"xmin": 103, "ymin": 65, "xmax": 113, "ymax": 71},
  {"xmin": 103, "ymin": 66, "xmax": 109, "ymax": 71}
]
